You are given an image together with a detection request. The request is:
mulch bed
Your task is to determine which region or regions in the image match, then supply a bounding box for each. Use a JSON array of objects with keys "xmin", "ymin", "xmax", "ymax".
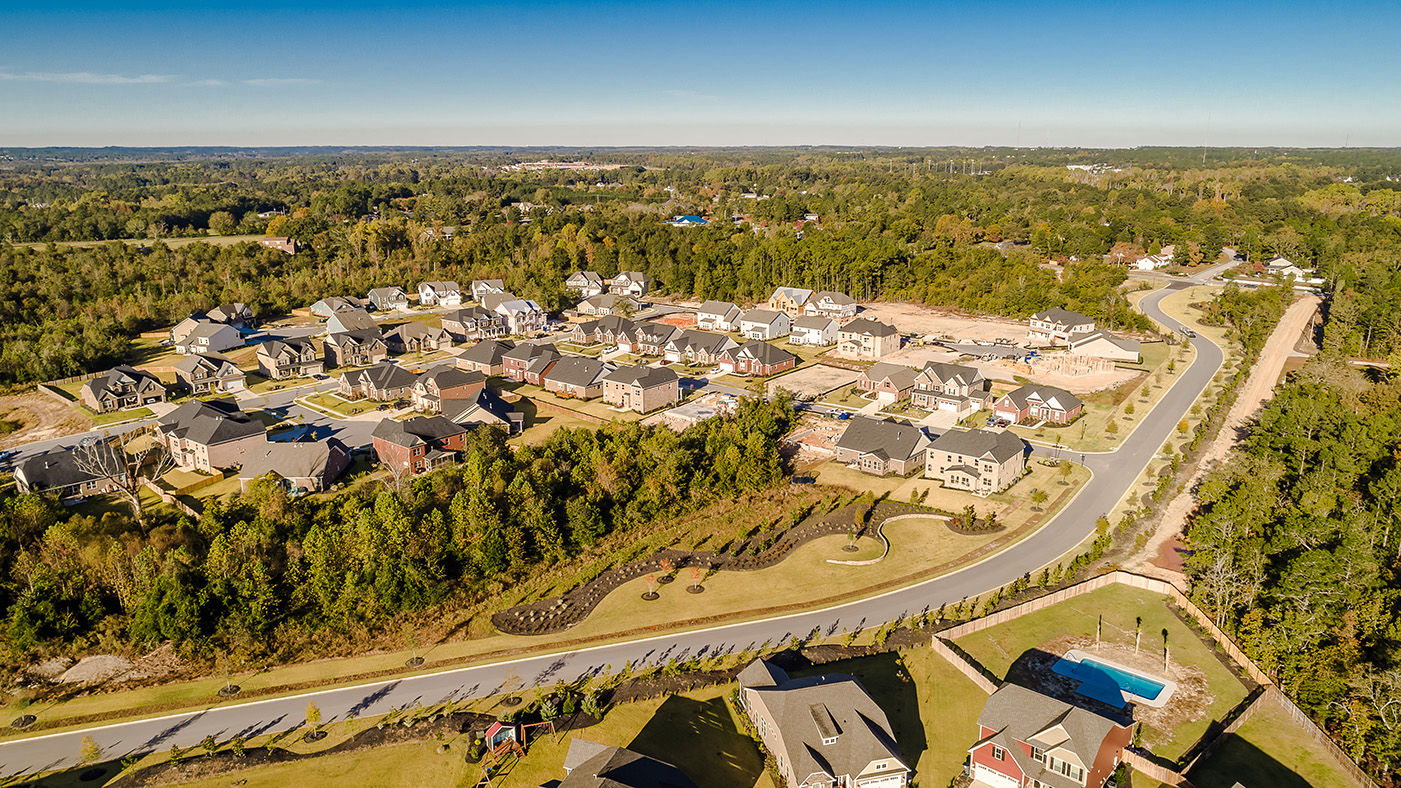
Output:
[{"xmin": 492, "ymin": 500, "xmax": 938, "ymax": 636}]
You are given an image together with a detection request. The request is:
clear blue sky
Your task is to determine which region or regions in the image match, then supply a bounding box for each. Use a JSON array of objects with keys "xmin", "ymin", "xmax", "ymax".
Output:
[{"xmin": 3, "ymin": 1, "xmax": 1399, "ymax": 147}]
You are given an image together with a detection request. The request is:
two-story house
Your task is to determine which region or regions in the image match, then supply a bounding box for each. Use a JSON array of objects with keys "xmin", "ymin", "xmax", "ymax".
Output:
[
  {"xmin": 609, "ymin": 271, "xmax": 652, "ymax": 297},
  {"xmin": 418, "ymin": 280, "xmax": 464, "ymax": 307},
  {"xmin": 175, "ymin": 321, "xmax": 244, "ymax": 356},
  {"xmin": 544, "ymin": 357, "xmax": 616, "ymax": 400},
  {"xmin": 696, "ymin": 300, "xmax": 743, "ymax": 332},
  {"xmin": 738, "ymin": 659, "xmax": 911, "ymax": 788},
  {"xmin": 411, "ymin": 367, "xmax": 486, "ymax": 412},
  {"xmin": 502, "ymin": 342, "xmax": 559, "ymax": 383},
  {"xmin": 440, "ymin": 305, "xmax": 508, "ymax": 341},
  {"xmin": 339, "ymin": 362, "xmax": 418, "ymax": 401},
  {"xmin": 993, "ymin": 384, "xmax": 1084, "ymax": 425},
  {"xmin": 570, "ymin": 315, "xmax": 637, "ymax": 346},
  {"xmin": 767, "ymin": 286, "xmax": 814, "ymax": 318},
  {"xmin": 925, "ymin": 429, "xmax": 1026, "ymax": 495},
  {"xmin": 790, "ymin": 315, "xmax": 838, "ymax": 347},
  {"xmin": 718, "ymin": 341, "xmax": 798, "ymax": 377},
  {"xmin": 555, "ymin": 739, "xmax": 699, "ymax": 788},
  {"xmin": 384, "ymin": 322, "xmax": 453, "ymax": 354},
  {"xmin": 803, "ymin": 291, "xmax": 858, "ymax": 322},
  {"xmin": 80, "ymin": 366, "xmax": 167, "ymax": 413},
  {"xmin": 323, "ymin": 328, "xmax": 388, "ymax": 368},
  {"xmin": 911, "ymin": 362, "xmax": 992, "ymax": 415},
  {"xmin": 602, "ymin": 365, "xmax": 680, "ymax": 413},
  {"xmin": 310, "ymin": 296, "xmax": 359, "ymax": 318},
  {"xmin": 206, "ymin": 302, "xmax": 255, "ymax": 328},
  {"xmin": 739, "ymin": 309, "xmax": 793, "ymax": 340},
  {"xmin": 371, "ymin": 415, "xmax": 467, "ymax": 477},
  {"xmin": 838, "ymin": 318, "xmax": 899, "ymax": 360},
  {"xmin": 565, "ymin": 271, "xmax": 606, "ymax": 298},
  {"xmin": 155, "ymin": 398, "xmax": 267, "ymax": 473},
  {"xmin": 833, "ymin": 415, "xmax": 930, "ymax": 476},
  {"xmin": 857, "ymin": 362, "xmax": 919, "ymax": 404},
  {"xmin": 456, "ymin": 339, "xmax": 516, "ymax": 376},
  {"xmin": 578, "ymin": 293, "xmax": 639, "ymax": 316},
  {"xmin": 493, "ymin": 297, "xmax": 548, "ymax": 335},
  {"xmin": 1027, "ymin": 308, "xmax": 1096, "ymax": 346},
  {"xmin": 368, "ymin": 286, "xmax": 410, "ymax": 311},
  {"xmin": 469, "ymin": 279, "xmax": 505, "ymax": 301},
  {"xmin": 173, "ymin": 353, "xmax": 246, "ymax": 395},
  {"xmin": 325, "ymin": 308, "xmax": 379, "ymax": 336},
  {"xmin": 969, "ymin": 683, "xmax": 1133, "ymax": 788},
  {"xmin": 257, "ymin": 338, "xmax": 323, "ymax": 379},
  {"xmin": 626, "ymin": 322, "xmax": 682, "ymax": 356}
]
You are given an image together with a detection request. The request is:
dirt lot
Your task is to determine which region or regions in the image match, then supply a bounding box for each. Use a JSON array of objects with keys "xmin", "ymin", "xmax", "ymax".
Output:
[
  {"xmin": 857, "ymin": 302, "xmax": 1028, "ymax": 343},
  {"xmin": 767, "ymin": 363, "xmax": 861, "ymax": 398},
  {"xmin": 0, "ymin": 390, "xmax": 92, "ymax": 449},
  {"xmin": 785, "ymin": 415, "xmax": 844, "ymax": 465}
]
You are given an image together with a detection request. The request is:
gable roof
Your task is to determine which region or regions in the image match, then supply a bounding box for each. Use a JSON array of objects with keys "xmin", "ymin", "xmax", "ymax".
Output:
[
  {"xmin": 207, "ymin": 303, "xmax": 252, "ymax": 323},
  {"xmin": 918, "ymin": 362, "xmax": 985, "ymax": 388},
  {"xmin": 740, "ymin": 308, "xmax": 787, "ymax": 326},
  {"xmin": 976, "ymin": 684, "xmax": 1125, "ymax": 780},
  {"xmin": 17, "ymin": 443, "xmax": 124, "ymax": 491},
  {"xmin": 1069, "ymin": 330, "xmax": 1140, "ymax": 354},
  {"xmin": 458, "ymin": 339, "xmax": 516, "ymax": 365},
  {"xmin": 810, "ymin": 291, "xmax": 855, "ymax": 306},
  {"xmin": 326, "ymin": 327, "xmax": 385, "ymax": 348},
  {"xmin": 420, "ymin": 280, "xmax": 461, "ymax": 293},
  {"xmin": 385, "ymin": 321, "xmax": 450, "ymax": 343},
  {"xmin": 371, "ymin": 414, "xmax": 465, "ymax": 447},
  {"xmin": 930, "ymin": 429, "xmax": 1025, "ymax": 463},
  {"xmin": 182, "ymin": 321, "xmax": 241, "ymax": 344},
  {"xmin": 861, "ymin": 362, "xmax": 919, "ymax": 390},
  {"xmin": 416, "ymin": 366, "xmax": 483, "ymax": 391},
  {"xmin": 611, "ymin": 271, "xmax": 652, "ymax": 285},
  {"xmin": 666, "ymin": 329, "xmax": 736, "ymax": 355},
  {"xmin": 793, "ymin": 315, "xmax": 837, "ymax": 331},
  {"xmin": 157, "ymin": 398, "xmax": 266, "ymax": 447},
  {"xmin": 326, "ymin": 308, "xmax": 379, "ymax": 334},
  {"xmin": 697, "ymin": 299, "xmax": 741, "ymax": 318},
  {"xmin": 443, "ymin": 388, "xmax": 520, "ymax": 429},
  {"xmin": 83, "ymin": 365, "xmax": 164, "ymax": 400},
  {"xmin": 559, "ymin": 739, "xmax": 699, "ymax": 788},
  {"xmin": 343, "ymin": 362, "xmax": 418, "ymax": 391},
  {"xmin": 239, "ymin": 438, "xmax": 349, "ymax": 483},
  {"xmin": 728, "ymin": 340, "xmax": 797, "ymax": 366},
  {"xmin": 442, "ymin": 305, "xmax": 498, "ymax": 324},
  {"xmin": 566, "ymin": 271, "xmax": 604, "ymax": 285},
  {"xmin": 173, "ymin": 353, "xmax": 241, "ymax": 378},
  {"xmin": 1000, "ymin": 383, "xmax": 1084, "ymax": 413},
  {"xmin": 545, "ymin": 356, "xmax": 615, "ymax": 388},
  {"xmin": 368, "ymin": 286, "xmax": 407, "ymax": 300},
  {"xmin": 603, "ymin": 364, "xmax": 678, "ymax": 389},
  {"xmin": 1031, "ymin": 307, "xmax": 1095, "ymax": 327},
  {"xmin": 258, "ymin": 338, "xmax": 317, "ymax": 359},
  {"xmin": 502, "ymin": 341, "xmax": 557, "ymax": 363},
  {"xmin": 770, "ymin": 286, "xmax": 814, "ymax": 304},
  {"xmin": 311, "ymin": 296, "xmax": 359, "ymax": 315},
  {"xmin": 834, "ymin": 415, "xmax": 929, "ymax": 463},
  {"xmin": 840, "ymin": 317, "xmax": 898, "ymax": 338}
]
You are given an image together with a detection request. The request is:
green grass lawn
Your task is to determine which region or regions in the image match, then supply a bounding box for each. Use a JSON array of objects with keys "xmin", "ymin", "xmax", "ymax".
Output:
[
  {"xmin": 955, "ymin": 584, "xmax": 1250, "ymax": 761},
  {"xmin": 90, "ymin": 406, "xmax": 153, "ymax": 425},
  {"xmin": 1186, "ymin": 696, "xmax": 1358, "ymax": 788},
  {"xmin": 497, "ymin": 381, "xmax": 643, "ymax": 423},
  {"xmin": 818, "ymin": 384, "xmax": 870, "ymax": 409},
  {"xmin": 301, "ymin": 392, "xmax": 380, "ymax": 418}
]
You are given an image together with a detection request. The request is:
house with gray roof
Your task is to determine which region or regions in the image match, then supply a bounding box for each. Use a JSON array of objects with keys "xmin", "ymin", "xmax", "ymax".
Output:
[
  {"xmin": 493, "ymin": 296, "xmax": 548, "ymax": 335},
  {"xmin": 384, "ymin": 321, "xmax": 452, "ymax": 354},
  {"xmin": 442, "ymin": 389, "xmax": 523, "ymax": 434},
  {"xmin": 456, "ymin": 339, "xmax": 516, "ymax": 376},
  {"xmin": 175, "ymin": 320, "xmax": 244, "ymax": 356},
  {"xmin": 368, "ymin": 286, "xmax": 410, "ymax": 312},
  {"xmin": 926, "ymin": 429, "xmax": 1026, "ymax": 494},
  {"xmin": 173, "ymin": 353, "xmax": 246, "ymax": 395},
  {"xmin": 911, "ymin": 362, "xmax": 992, "ymax": 415},
  {"xmin": 238, "ymin": 437, "xmax": 351, "ymax": 495},
  {"xmin": 310, "ymin": 296, "xmax": 360, "ymax": 318},
  {"xmin": 1028, "ymin": 308, "xmax": 1096, "ymax": 345},
  {"xmin": 718, "ymin": 340, "xmax": 798, "ymax": 377},
  {"xmin": 609, "ymin": 271, "xmax": 652, "ymax": 297},
  {"xmin": 339, "ymin": 361, "xmax": 418, "ymax": 401},
  {"xmin": 740, "ymin": 308, "xmax": 792, "ymax": 340},
  {"xmin": 469, "ymin": 279, "xmax": 505, "ymax": 301},
  {"xmin": 970, "ymin": 683, "xmax": 1133, "ymax": 788},
  {"xmin": 412, "ymin": 367, "xmax": 485, "ymax": 413},
  {"xmin": 738, "ymin": 659, "xmax": 910, "ymax": 788},
  {"xmin": 419, "ymin": 280, "xmax": 463, "ymax": 307},
  {"xmin": 556, "ymin": 738, "xmax": 698, "ymax": 788},
  {"xmin": 323, "ymin": 328, "xmax": 387, "ymax": 368},
  {"xmin": 544, "ymin": 356, "xmax": 616, "ymax": 400},
  {"xmin": 857, "ymin": 362, "xmax": 920, "ymax": 404},
  {"xmin": 1068, "ymin": 330, "xmax": 1141, "ymax": 363},
  {"xmin": 696, "ymin": 300, "xmax": 743, "ymax": 332},
  {"xmin": 993, "ymin": 384, "xmax": 1084, "ymax": 425},
  {"xmin": 371, "ymin": 415, "xmax": 466, "ymax": 477},
  {"xmin": 257, "ymin": 338, "xmax": 323, "ymax": 379},
  {"xmin": 80, "ymin": 366, "xmax": 166, "ymax": 413},
  {"xmin": 155, "ymin": 398, "xmax": 267, "ymax": 473},
  {"xmin": 502, "ymin": 342, "xmax": 559, "ymax": 384},
  {"xmin": 833, "ymin": 415, "xmax": 930, "ymax": 476},
  {"xmin": 803, "ymin": 291, "xmax": 858, "ymax": 321},
  {"xmin": 578, "ymin": 293, "xmax": 639, "ymax": 317},
  {"xmin": 767, "ymin": 286, "xmax": 814, "ymax": 317},
  {"xmin": 325, "ymin": 308, "xmax": 379, "ymax": 335},
  {"xmin": 838, "ymin": 318, "xmax": 899, "ymax": 360},
  {"xmin": 207, "ymin": 302, "xmax": 255, "ymax": 328},
  {"xmin": 791, "ymin": 315, "xmax": 838, "ymax": 347},
  {"xmin": 440, "ymin": 305, "xmax": 507, "ymax": 340},
  {"xmin": 15, "ymin": 443, "xmax": 127, "ymax": 500},
  {"xmin": 565, "ymin": 270, "xmax": 606, "ymax": 298},
  {"xmin": 622, "ymin": 321, "xmax": 682, "ymax": 355},
  {"xmin": 602, "ymin": 364, "xmax": 680, "ymax": 413},
  {"xmin": 662, "ymin": 330, "xmax": 737, "ymax": 366}
]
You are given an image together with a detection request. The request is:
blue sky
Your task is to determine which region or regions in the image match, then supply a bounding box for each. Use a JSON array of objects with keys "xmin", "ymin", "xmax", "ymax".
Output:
[{"xmin": 3, "ymin": 1, "xmax": 1399, "ymax": 147}]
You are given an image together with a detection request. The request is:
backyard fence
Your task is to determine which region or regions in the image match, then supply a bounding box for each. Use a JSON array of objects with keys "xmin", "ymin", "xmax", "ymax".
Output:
[{"xmin": 524, "ymin": 396, "xmax": 607, "ymax": 425}]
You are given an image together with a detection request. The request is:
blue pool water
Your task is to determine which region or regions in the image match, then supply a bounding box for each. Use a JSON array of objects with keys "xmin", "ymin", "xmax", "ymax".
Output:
[{"xmin": 1052, "ymin": 655, "xmax": 1166, "ymax": 708}]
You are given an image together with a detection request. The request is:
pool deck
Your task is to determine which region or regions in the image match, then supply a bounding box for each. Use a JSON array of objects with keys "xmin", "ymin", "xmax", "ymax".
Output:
[{"xmin": 1057, "ymin": 649, "xmax": 1178, "ymax": 709}]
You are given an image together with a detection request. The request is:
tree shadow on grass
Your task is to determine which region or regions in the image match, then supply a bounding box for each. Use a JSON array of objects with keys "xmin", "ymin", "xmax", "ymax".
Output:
[
  {"xmin": 1188, "ymin": 735, "xmax": 1312, "ymax": 788},
  {"xmin": 627, "ymin": 695, "xmax": 762, "ymax": 788},
  {"xmin": 792, "ymin": 651, "xmax": 928, "ymax": 775}
]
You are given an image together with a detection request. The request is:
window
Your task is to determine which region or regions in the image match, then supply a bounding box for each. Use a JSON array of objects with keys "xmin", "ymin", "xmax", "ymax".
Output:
[
  {"xmin": 1031, "ymin": 746, "xmax": 1044, "ymax": 763},
  {"xmin": 991, "ymin": 745, "xmax": 1006, "ymax": 761}
]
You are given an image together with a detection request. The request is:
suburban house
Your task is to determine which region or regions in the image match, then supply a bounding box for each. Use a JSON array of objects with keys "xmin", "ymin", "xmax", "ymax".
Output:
[
  {"xmin": 207, "ymin": 302, "xmax": 255, "ymax": 328},
  {"xmin": 368, "ymin": 286, "xmax": 410, "ymax": 311},
  {"xmin": 737, "ymin": 659, "xmax": 911, "ymax": 788},
  {"xmin": 790, "ymin": 315, "xmax": 838, "ymax": 347},
  {"xmin": 456, "ymin": 339, "xmax": 516, "ymax": 376},
  {"xmin": 1135, "ymin": 254, "xmax": 1172, "ymax": 271},
  {"xmin": 442, "ymin": 389, "xmax": 523, "ymax": 434},
  {"xmin": 602, "ymin": 365, "xmax": 681, "ymax": 413},
  {"xmin": 441, "ymin": 305, "xmax": 508, "ymax": 340},
  {"xmin": 803, "ymin": 291, "xmax": 858, "ymax": 321},
  {"xmin": 1069, "ymin": 330, "xmax": 1141, "ymax": 363},
  {"xmin": 175, "ymin": 321, "xmax": 243, "ymax": 355},
  {"xmin": 591, "ymin": 315, "xmax": 640, "ymax": 346},
  {"xmin": 543, "ymin": 357, "xmax": 615, "ymax": 399},
  {"xmin": 911, "ymin": 362, "xmax": 992, "ymax": 415},
  {"xmin": 256, "ymin": 338, "xmax": 323, "ymax": 379},
  {"xmin": 81, "ymin": 366, "xmax": 167, "ymax": 413},
  {"xmin": 238, "ymin": 438, "xmax": 351, "ymax": 495},
  {"xmin": 838, "ymin": 318, "xmax": 900, "ymax": 360},
  {"xmin": 339, "ymin": 362, "xmax": 418, "ymax": 401},
  {"xmin": 325, "ymin": 308, "xmax": 379, "ymax": 335},
  {"xmin": 767, "ymin": 286, "xmax": 814, "ymax": 318},
  {"xmin": 857, "ymin": 362, "xmax": 920, "ymax": 404},
  {"xmin": 371, "ymin": 415, "xmax": 468, "ymax": 477},
  {"xmin": 323, "ymin": 328, "xmax": 388, "ymax": 368},
  {"xmin": 662, "ymin": 330, "xmax": 738, "ymax": 365},
  {"xmin": 170, "ymin": 315, "xmax": 208, "ymax": 346},
  {"xmin": 259, "ymin": 236, "xmax": 297, "ymax": 254},
  {"xmin": 469, "ymin": 279, "xmax": 506, "ymax": 301},
  {"xmin": 925, "ymin": 429, "xmax": 1026, "ymax": 495},
  {"xmin": 578, "ymin": 293, "xmax": 639, "ymax": 316},
  {"xmin": 1028, "ymin": 308, "xmax": 1096, "ymax": 345},
  {"xmin": 502, "ymin": 342, "xmax": 560, "ymax": 384},
  {"xmin": 492, "ymin": 297, "xmax": 548, "ymax": 335},
  {"xmin": 565, "ymin": 271, "xmax": 606, "ymax": 298},
  {"xmin": 609, "ymin": 271, "xmax": 652, "ymax": 297},
  {"xmin": 173, "ymin": 353, "xmax": 246, "ymax": 395},
  {"xmin": 418, "ymin": 280, "xmax": 463, "ymax": 307},
  {"xmin": 155, "ymin": 398, "xmax": 267, "ymax": 473},
  {"xmin": 833, "ymin": 415, "xmax": 930, "ymax": 476},
  {"xmin": 627, "ymin": 322, "xmax": 683, "ymax": 355},
  {"xmin": 718, "ymin": 341, "xmax": 798, "ymax": 377},
  {"xmin": 310, "ymin": 296, "xmax": 359, "ymax": 318},
  {"xmin": 740, "ymin": 309, "xmax": 793, "ymax": 340},
  {"xmin": 15, "ymin": 443, "xmax": 128, "ymax": 500},
  {"xmin": 384, "ymin": 322, "xmax": 453, "ymax": 354},
  {"xmin": 556, "ymin": 739, "xmax": 699, "ymax": 788},
  {"xmin": 411, "ymin": 367, "xmax": 486, "ymax": 412},
  {"xmin": 696, "ymin": 300, "xmax": 743, "ymax": 332},
  {"xmin": 969, "ymin": 683, "xmax": 1133, "ymax": 788},
  {"xmin": 993, "ymin": 384, "xmax": 1084, "ymax": 425}
]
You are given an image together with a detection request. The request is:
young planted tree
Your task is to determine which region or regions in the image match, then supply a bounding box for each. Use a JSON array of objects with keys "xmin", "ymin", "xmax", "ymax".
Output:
[
  {"xmin": 1030, "ymin": 488, "xmax": 1048, "ymax": 511},
  {"xmin": 305, "ymin": 701, "xmax": 323, "ymax": 738},
  {"xmin": 1058, "ymin": 459, "xmax": 1072, "ymax": 486},
  {"xmin": 80, "ymin": 735, "xmax": 103, "ymax": 766}
]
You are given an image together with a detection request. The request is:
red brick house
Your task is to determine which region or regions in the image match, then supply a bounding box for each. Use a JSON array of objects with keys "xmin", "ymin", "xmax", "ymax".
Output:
[
  {"xmin": 371, "ymin": 415, "xmax": 467, "ymax": 477},
  {"xmin": 969, "ymin": 684, "xmax": 1133, "ymax": 788},
  {"xmin": 502, "ymin": 343, "xmax": 559, "ymax": 383},
  {"xmin": 717, "ymin": 340, "xmax": 798, "ymax": 377}
]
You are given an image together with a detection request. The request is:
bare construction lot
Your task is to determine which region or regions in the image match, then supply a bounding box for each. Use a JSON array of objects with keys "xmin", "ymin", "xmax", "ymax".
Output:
[{"xmin": 767, "ymin": 364, "xmax": 861, "ymax": 399}]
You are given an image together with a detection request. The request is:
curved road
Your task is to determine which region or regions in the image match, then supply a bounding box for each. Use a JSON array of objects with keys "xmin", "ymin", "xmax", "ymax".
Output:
[{"xmin": 0, "ymin": 280, "xmax": 1222, "ymax": 778}]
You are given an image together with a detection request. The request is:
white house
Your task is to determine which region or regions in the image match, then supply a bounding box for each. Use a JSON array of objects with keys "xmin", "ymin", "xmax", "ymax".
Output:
[
  {"xmin": 1027, "ymin": 308, "xmax": 1096, "ymax": 345},
  {"xmin": 803, "ymin": 291, "xmax": 858, "ymax": 321},
  {"xmin": 175, "ymin": 322, "xmax": 244, "ymax": 356},
  {"xmin": 739, "ymin": 309, "xmax": 792, "ymax": 340},
  {"xmin": 1070, "ymin": 330, "xmax": 1142, "ymax": 363},
  {"xmin": 789, "ymin": 315, "xmax": 837, "ymax": 346},
  {"xmin": 1135, "ymin": 254, "xmax": 1172, "ymax": 271},
  {"xmin": 565, "ymin": 271, "xmax": 606, "ymax": 298},
  {"xmin": 493, "ymin": 298, "xmax": 548, "ymax": 335},
  {"xmin": 609, "ymin": 271, "xmax": 652, "ymax": 297},
  {"xmin": 696, "ymin": 300, "xmax": 742, "ymax": 332},
  {"xmin": 470, "ymin": 279, "xmax": 506, "ymax": 300},
  {"xmin": 418, "ymin": 281, "xmax": 463, "ymax": 307}
]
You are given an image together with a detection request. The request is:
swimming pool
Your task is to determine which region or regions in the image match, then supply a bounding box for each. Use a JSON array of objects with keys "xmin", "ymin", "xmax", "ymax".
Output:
[{"xmin": 1052, "ymin": 650, "xmax": 1176, "ymax": 709}]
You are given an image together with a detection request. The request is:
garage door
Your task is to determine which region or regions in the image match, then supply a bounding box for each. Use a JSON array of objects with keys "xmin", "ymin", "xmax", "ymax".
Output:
[
  {"xmin": 856, "ymin": 774, "xmax": 906, "ymax": 788},
  {"xmin": 971, "ymin": 764, "xmax": 1019, "ymax": 788},
  {"xmin": 937, "ymin": 400, "xmax": 957, "ymax": 412}
]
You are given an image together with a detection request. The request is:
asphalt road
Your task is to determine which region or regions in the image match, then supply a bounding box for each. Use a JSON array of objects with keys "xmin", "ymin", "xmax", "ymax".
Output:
[{"xmin": 0, "ymin": 280, "xmax": 1223, "ymax": 777}]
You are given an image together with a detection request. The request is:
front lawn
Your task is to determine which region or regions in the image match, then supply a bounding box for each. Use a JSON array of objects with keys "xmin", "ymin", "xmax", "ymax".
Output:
[
  {"xmin": 1186, "ymin": 696, "xmax": 1357, "ymax": 788},
  {"xmin": 301, "ymin": 392, "xmax": 380, "ymax": 418}
]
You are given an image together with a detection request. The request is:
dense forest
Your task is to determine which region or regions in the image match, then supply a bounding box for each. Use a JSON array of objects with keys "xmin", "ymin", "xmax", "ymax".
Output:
[
  {"xmin": 6, "ymin": 147, "xmax": 1401, "ymax": 384},
  {"xmin": 0, "ymin": 397, "xmax": 795, "ymax": 663}
]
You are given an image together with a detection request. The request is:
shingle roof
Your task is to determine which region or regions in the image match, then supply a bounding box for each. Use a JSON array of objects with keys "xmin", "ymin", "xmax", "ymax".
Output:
[
  {"xmin": 741, "ymin": 308, "xmax": 786, "ymax": 326},
  {"xmin": 771, "ymin": 286, "xmax": 814, "ymax": 304},
  {"xmin": 239, "ymin": 438, "xmax": 348, "ymax": 483},
  {"xmin": 1032, "ymin": 307, "xmax": 1095, "ymax": 327},
  {"xmin": 731, "ymin": 340, "xmax": 797, "ymax": 366},
  {"xmin": 157, "ymin": 398, "xmax": 266, "ymax": 446},
  {"xmin": 841, "ymin": 317, "xmax": 898, "ymax": 338},
  {"xmin": 343, "ymin": 362, "xmax": 418, "ymax": 392},
  {"xmin": 326, "ymin": 327, "xmax": 385, "ymax": 348},
  {"xmin": 603, "ymin": 364, "xmax": 678, "ymax": 389},
  {"xmin": 811, "ymin": 291, "xmax": 855, "ymax": 306},
  {"xmin": 930, "ymin": 429, "xmax": 1025, "ymax": 463},
  {"xmin": 207, "ymin": 303, "xmax": 252, "ymax": 322},
  {"xmin": 368, "ymin": 287, "xmax": 406, "ymax": 300},
  {"xmin": 503, "ymin": 342, "xmax": 557, "ymax": 362},
  {"xmin": 416, "ymin": 366, "xmax": 483, "ymax": 391},
  {"xmin": 173, "ymin": 353, "xmax": 242, "ymax": 378},
  {"xmin": 545, "ymin": 356, "xmax": 614, "ymax": 388},
  {"xmin": 793, "ymin": 315, "xmax": 836, "ymax": 331},
  {"xmin": 421, "ymin": 280, "xmax": 461, "ymax": 292},
  {"xmin": 17, "ymin": 443, "xmax": 123, "ymax": 492},
  {"xmin": 259, "ymin": 338, "xmax": 317, "ymax": 359},
  {"xmin": 698, "ymin": 300, "xmax": 740, "ymax": 317},
  {"xmin": 559, "ymin": 739, "xmax": 698, "ymax": 788},
  {"xmin": 1000, "ymin": 383, "xmax": 1083, "ymax": 412},
  {"xmin": 326, "ymin": 308, "xmax": 379, "ymax": 334},
  {"xmin": 371, "ymin": 415, "xmax": 465, "ymax": 447},
  {"xmin": 442, "ymin": 389, "xmax": 520, "ymax": 428},
  {"xmin": 862, "ymin": 362, "xmax": 919, "ymax": 390},
  {"xmin": 976, "ymin": 683, "xmax": 1126, "ymax": 787},
  {"xmin": 834, "ymin": 416, "xmax": 929, "ymax": 463},
  {"xmin": 458, "ymin": 339, "xmax": 516, "ymax": 365},
  {"xmin": 918, "ymin": 362, "xmax": 985, "ymax": 388},
  {"xmin": 1069, "ymin": 330, "xmax": 1140, "ymax": 354}
]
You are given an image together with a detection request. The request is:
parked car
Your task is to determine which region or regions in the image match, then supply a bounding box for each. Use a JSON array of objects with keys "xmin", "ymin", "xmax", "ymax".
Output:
[
  {"xmin": 790, "ymin": 475, "xmax": 816, "ymax": 485},
  {"xmin": 1183, "ymin": 329, "xmax": 1197, "ymax": 338}
]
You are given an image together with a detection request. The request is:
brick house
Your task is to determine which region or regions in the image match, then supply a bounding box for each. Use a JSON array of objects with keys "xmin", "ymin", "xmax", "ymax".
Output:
[
  {"xmin": 323, "ymin": 329, "xmax": 388, "ymax": 368},
  {"xmin": 857, "ymin": 362, "xmax": 920, "ymax": 404},
  {"xmin": 80, "ymin": 366, "xmax": 166, "ymax": 413},
  {"xmin": 411, "ymin": 367, "xmax": 486, "ymax": 412},
  {"xmin": 969, "ymin": 683, "xmax": 1133, "ymax": 788},
  {"xmin": 602, "ymin": 365, "xmax": 680, "ymax": 413},
  {"xmin": 925, "ymin": 429, "xmax": 1026, "ymax": 495},
  {"xmin": 155, "ymin": 398, "xmax": 268, "ymax": 473},
  {"xmin": 838, "ymin": 318, "xmax": 899, "ymax": 360},
  {"xmin": 456, "ymin": 339, "xmax": 516, "ymax": 376},
  {"xmin": 371, "ymin": 415, "xmax": 467, "ymax": 477},
  {"xmin": 544, "ymin": 357, "xmax": 615, "ymax": 400},
  {"xmin": 173, "ymin": 353, "xmax": 246, "ymax": 395},
  {"xmin": 257, "ymin": 338, "xmax": 323, "ymax": 379},
  {"xmin": 502, "ymin": 343, "xmax": 559, "ymax": 384},
  {"xmin": 1027, "ymin": 308, "xmax": 1096, "ymax": 346},
  {"xmin": 339, "ymin": 362, "xmax": 418, "ymax": 401},
  {"xmin": 993, "ymin": 384, "xmax": 1084, "ymax": 425},
  {"xmin": 718, "ymin": 340, "xmax": 798, "ymax": 377},
  {"xmin": 833, "ymin": 415, "xmax": 930, "ymax": 476}
]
